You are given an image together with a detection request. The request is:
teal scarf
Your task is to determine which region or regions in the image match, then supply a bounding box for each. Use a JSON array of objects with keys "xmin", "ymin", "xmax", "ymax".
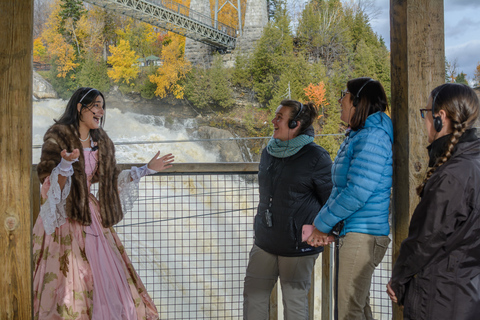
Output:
[{"xmin": 266, "ymin": 134, "xmax": 314, "ymax": 158}]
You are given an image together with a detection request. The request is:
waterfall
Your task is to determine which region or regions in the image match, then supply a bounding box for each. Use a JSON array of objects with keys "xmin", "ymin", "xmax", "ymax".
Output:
[{"xmin": 32, "ymin": 99, "xmax": 220, "ymax": 163}]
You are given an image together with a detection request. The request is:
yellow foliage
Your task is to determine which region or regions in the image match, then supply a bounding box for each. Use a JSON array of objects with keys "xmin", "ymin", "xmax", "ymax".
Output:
[
  {"xmin": 76, "ymin": 8, "xmax": 105, "ymax": 59},
  {"xmin": 107, "ymin": 39, "xmax": 140, "ymax": 84},
  {"xmin": 149, "ymin": 34, "xmax": 191, "ymax": 99},
  {"xmin": 208, "ymin": 0, "xmax": 247, "ymax": 31},
  {"xmin": 33, "ymin": 38, "xmax": 47, "ymax": 63},
  {"xmin": 41, "ymin": 0, "xmax": 79, "ymax": 78}
]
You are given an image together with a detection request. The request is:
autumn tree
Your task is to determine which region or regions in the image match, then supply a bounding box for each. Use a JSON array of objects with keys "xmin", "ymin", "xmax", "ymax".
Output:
[
  {"xmin": 455, "ymin": 72, "xmax": 468, "ymax": 85},
  {"xmin": 107, "ymin": 39, "xmax": 140, "ymax": 85},
  {"xmin": 76, "ymin": 7, "xmax": 107, "ymax": 59},
  {"xmin": 42, "ymin": 0, "xmax": 79, "ymax": 75},
  {"xmin": 116, "ymin": 19, "xmax": 160, "ymax": 58},
  {"xmin": 58, "ymin": 0, "xmax": 86, "ymax": 55},
  {"xmin": 208, "ymin": 0, "xmax": 247, "ymax": 32},
  {"xmin": 304, "ymin": 81, "xmax": 328, "ymax": 113},
  {"xmin": 33, "ymin": 38, "xmax": 47, "ymax": 64},
  {"xmin": 149, "ymin": 33, "xmax": 191, "ymax": 98},
  {"xmin": 474, "ymin": 62, "xmax": 480, "ymax": 87}
]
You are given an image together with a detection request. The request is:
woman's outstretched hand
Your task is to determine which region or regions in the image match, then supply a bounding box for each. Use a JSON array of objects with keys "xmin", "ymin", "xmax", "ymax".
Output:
[
  {"xmin": 147, "ymin": 151, "xmax": 174, "ymax": 172},
  {"xmin": 307, "ymin": 227, "xmax": 335, "ymax": 247},
  {"xmin": 61, "ymin": 149, "xmax": 80, "ymax": 161}
]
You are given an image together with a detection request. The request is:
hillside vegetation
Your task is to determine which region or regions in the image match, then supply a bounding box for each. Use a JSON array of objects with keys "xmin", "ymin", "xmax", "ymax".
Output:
[{"xmin": 34, "ymin": 0, "xmax": 391, "ymax": 157}]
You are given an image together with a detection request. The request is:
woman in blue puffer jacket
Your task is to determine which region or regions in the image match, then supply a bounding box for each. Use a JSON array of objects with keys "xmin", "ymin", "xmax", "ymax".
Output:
[{"xmin": 307, "ymin": 78, "xmax": 393, "ymax": 320}]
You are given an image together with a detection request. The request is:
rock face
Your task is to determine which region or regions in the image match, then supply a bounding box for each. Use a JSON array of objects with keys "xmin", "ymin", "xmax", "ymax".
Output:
[
  {"xmin": 196, "ymin": 126, "xmax": 244, "ymax": 162},
  {"xmin": 33, "ymin": 71, "xmax": 58, "ymax": 99}
]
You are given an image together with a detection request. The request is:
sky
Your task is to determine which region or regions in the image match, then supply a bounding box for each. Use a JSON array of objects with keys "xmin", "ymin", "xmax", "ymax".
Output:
[{"xmin": 369, "ymin": 0, "xmax": 480, "ymax": 85}]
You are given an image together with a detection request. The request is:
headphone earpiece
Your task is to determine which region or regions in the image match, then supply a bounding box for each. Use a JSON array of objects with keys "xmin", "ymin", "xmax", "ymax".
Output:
[
  {"xmin": 353, "ymin": 97, "xmax": 360, "ymax": 107},
  {"xmin": 431, "ymin": 90, "xmax": 443, "ymax": 132},
  {"xmin": 288, "ymin": 119, "xmax": 298, "ymax": 129},
  {"xmin": 288, "ymin": 103, "xmax": 304, "ymax": 129},
  {"xmin": 353, "ymin": 79, "xmax": 375, "ymax": 107},
  {"xmin": 433, "ymin": 116, "xmax": 443, "ymax": 132}
]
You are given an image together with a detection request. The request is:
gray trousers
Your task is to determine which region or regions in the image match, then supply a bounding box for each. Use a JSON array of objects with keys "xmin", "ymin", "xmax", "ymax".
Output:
[
  {"xmin": 337, "ymin": 232, "xmax": 391, "ymax": 320},
  {"xmin": 243, "ymin": 244, "xmax": 319, "ymax": 320}
]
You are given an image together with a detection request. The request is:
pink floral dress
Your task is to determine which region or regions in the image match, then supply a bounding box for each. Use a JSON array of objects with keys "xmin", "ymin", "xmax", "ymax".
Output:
[{"xmin": 33, "ymin": 149, "xmax": 159, "ymax": 320}]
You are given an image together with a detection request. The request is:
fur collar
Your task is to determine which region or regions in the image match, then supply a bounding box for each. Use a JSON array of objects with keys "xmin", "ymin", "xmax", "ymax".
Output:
[{"xmin": 37, "ymin": 124, "xmax": 123, "ymax": 228}]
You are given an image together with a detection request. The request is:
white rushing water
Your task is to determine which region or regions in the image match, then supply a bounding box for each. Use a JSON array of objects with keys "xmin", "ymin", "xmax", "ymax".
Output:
[
  {"xmin": 32, "ymin": 99, "xmax": 219, "ymax": 164},
  {"xmin": 33, "ymin": 98, "xmax": 257, "ymax": 319}
]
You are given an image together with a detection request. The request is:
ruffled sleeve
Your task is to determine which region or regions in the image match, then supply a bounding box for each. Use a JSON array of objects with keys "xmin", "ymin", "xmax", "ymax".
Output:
[
  {"xmin": 117, "ymin": 165, "xmax": 157, "ymax": 213},
  {"xmin": 39, "ymin": 163, "xmax": 75, "ymax": 235}
]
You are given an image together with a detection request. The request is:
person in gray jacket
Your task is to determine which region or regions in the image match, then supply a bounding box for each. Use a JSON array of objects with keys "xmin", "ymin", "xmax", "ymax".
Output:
[
  {"xmin": 387, "ymin": 83, "xmax": 480, "ymax": 320},
  {"xmin": 243, "ymin": 99, "xmax": 333, "ymax": 320}
]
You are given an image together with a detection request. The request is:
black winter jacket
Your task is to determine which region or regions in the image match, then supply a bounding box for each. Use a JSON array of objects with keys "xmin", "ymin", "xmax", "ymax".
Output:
[
  {"xmin": 254, "ymin": 141, "xmax": 333, "ymax": 256},
  {"xmin": 391, "ymin": 132, "xmax": 480, "ymax": 320}
]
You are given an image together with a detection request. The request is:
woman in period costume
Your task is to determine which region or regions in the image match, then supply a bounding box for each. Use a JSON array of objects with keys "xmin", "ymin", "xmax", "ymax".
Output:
[{"xmin": 33, "ymin": 87, "xmax": 174, "ymax": 320}]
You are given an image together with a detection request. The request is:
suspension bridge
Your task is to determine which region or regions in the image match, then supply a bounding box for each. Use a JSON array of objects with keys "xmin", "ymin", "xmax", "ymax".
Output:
[{"xmin": 83, "ymin": 0, "xmax": 237, "ymax": 51}]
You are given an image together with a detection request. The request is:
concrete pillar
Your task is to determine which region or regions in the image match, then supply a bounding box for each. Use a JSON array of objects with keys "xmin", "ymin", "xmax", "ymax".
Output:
[
  {"xmin": 235, "ymin": 0, "xmax": 268, "ymax": 55},
  {"xmin": 184, "ymin": 0, "xmax": 214, "ymax": 67}
]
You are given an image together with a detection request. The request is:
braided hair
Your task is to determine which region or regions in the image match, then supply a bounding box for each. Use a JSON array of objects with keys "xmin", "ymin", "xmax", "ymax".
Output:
[{"xmin": 416, "ymin": 83, "xmax": 480, "ymax": 196}]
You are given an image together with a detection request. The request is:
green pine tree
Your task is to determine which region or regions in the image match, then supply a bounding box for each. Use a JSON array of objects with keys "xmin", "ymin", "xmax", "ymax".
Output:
[
  {"xmin": 77, "ymin": 54, "xmax": 111, "ymax": 93},
  {"xmin": 455, "ymin": 72, "xmax": 468, "ymax": 85}
]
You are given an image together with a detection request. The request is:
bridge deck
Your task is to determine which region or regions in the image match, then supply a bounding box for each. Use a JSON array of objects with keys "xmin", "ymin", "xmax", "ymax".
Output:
[{"xmin": 84, "ymin": 0, "xmax": 237, "ymax": 50}]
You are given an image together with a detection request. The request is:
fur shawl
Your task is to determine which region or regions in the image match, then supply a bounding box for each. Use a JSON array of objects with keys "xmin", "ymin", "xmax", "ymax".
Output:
[{"xmin": 37, "ymin": 124, "xmax": 123, "ymax": 228}]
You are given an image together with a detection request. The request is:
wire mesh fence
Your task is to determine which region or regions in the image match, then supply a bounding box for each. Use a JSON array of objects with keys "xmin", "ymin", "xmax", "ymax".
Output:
[
  {"xmin": 93, "ymin": 164, "xmax": 393, "ymax": 319},
  {"xmin": 113, "ymin": 169, "xmax": 259, "ymax": 319}
]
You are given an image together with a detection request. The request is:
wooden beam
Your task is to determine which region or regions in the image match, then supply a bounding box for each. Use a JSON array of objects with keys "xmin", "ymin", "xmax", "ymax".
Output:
[
  {"xmin": 0, "ymin": 0, "xmax": 34, "ymax": 319},
  {"xmin": 390, "ymin": 0, "xmax": 444, "ymax": 318}
]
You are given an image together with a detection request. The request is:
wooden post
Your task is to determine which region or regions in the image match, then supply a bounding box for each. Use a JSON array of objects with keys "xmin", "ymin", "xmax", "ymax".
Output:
[
  {"xmin": 0, "ymin": 0, "xmax": 34, "ymax": 319},
  {"xmin": 390, "ymin": 0, "xmax": 444, "ymax": 319},
  {"xmin": 321, "ymin": 245, "xmax": 332, "ymax": 319}
]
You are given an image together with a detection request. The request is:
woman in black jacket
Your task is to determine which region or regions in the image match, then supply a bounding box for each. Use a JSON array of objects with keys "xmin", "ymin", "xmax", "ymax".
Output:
[
  {"xmin": 387, "ymin": 83, "xmax": 480, "ymax": 320},
  {"xmin": 243, "ymin": 100, "xmax": 333, "ymax": 320}
]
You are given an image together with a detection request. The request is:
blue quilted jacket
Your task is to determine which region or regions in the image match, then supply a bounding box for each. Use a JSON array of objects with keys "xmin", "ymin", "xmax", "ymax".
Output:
[{"xmin": 314, "ymin": 111, "xmax": 393, "ymax": 236}]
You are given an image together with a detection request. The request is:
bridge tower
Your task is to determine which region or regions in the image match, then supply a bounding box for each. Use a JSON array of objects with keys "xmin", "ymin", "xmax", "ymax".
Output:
[
  {"xmin": 235, "ymin": 0, "xmax": 268, "ymax": 55},
  {"xmin": 184, "ymin": 0, "xmax": 268, "ymax": 66},
  {"xmin": 184, "ymin": 0, "xmax": 215, "ymax": 66}
]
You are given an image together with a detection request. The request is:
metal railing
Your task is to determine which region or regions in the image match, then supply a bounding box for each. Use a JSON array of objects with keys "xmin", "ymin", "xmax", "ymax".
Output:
[{"xmin": 32, "ymin": 162, "xmax": 392, "ymax": 319}]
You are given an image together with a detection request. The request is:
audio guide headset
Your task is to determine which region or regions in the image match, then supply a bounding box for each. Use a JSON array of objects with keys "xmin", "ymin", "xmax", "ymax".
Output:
[
  {"xmin": 353, "ymin": 79, "xmax": 375, "ymax": 107},
  {"xmin": 288, "ymin": 102, "xmax": 304, "ymax": 129},
  {"xmin": 431, "ymin": 87, "xmax": 444, "ymax": 132}
]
